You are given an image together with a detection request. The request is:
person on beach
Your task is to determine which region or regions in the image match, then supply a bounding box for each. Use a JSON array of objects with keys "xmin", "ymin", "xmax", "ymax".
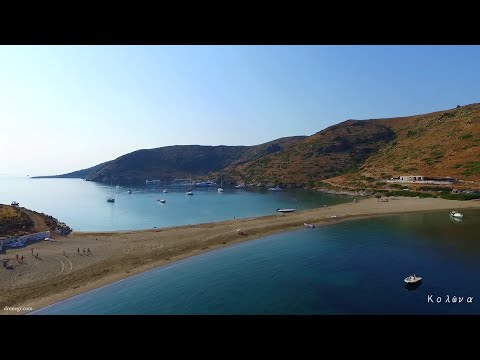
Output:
[
  {"xmin": 31, "ymin": 248, "xmax": 34, "ymax": 255},
  {"xmin": 77, "ymin": 248, "xmax": 80, "ymax": 254},
  {"xmin": 16, "ymin": 254, "xmax": 19, "ymax": 261},
  {"xmin": 83, "ymin": 248, "xmax": 86, "ymax": 254},
  {"xmin": 21, "ymin": 255, "xmax": 24, "ymax": 262},
  {"xmin": 36, "ymin": 252, "xmax": 39, "ymax": 258}
]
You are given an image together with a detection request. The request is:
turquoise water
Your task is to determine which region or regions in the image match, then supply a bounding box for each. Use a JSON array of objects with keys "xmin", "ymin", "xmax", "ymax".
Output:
[
  {"xmin": 0, "ymin": 177, "xmax": 350, "ymax": 231},
  {"xmin": 33, "ymin": 210, "xmax": 480, "ymax": 315}
]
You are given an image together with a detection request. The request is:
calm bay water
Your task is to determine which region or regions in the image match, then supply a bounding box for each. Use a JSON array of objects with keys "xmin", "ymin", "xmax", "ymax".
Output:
[
  {"xmin": 34, "ymin": 210, "xmax": 480, "ymax": 315},
  {"xmin": 0, "ymin": 177, "xmax": 350, "ymax": 231}
]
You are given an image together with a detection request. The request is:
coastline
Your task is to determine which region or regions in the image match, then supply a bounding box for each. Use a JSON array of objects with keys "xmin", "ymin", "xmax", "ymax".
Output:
[{"xmin": 1, "ymin": 196, "xmax": 480, "ymax": 315}]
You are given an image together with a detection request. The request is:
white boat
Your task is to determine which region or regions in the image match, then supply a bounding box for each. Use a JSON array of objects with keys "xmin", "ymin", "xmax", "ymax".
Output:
[
  {"xmin": 304, "ymin": 223, "xmax": 315, "ymax": 228},
  {"xmin": 404, "ymin": 274, "xmax": 422, "ymax": 284},
  {"xmin": 218, "ymin": 173, "xmax": 224, "ymax": 193},
  {"xmin": 277, "ymin": 208, "xmax": 296, "ymax": 213},
  {"xmin": 195, "ymin": 181, "xmax": 216, "ymax": 187},
  {"xmin": 186, "ymin": 174, "xmax": 194, "ymax": 195},
  {"xmin": 235, "ymin": 183, "xmax": 246, "ymax": 189},
  {"xmin": 449, "ymin": 211, "xmax": 463, "ymax": 219},
  {"xmin": 145, "ymin": 179, "xmax": 162, "ymax": 184},
  {"xmin": 159, "ymin": 199, "xmax": 166, "ymax": 203},
  {"xmin": 268, "ymin": 186, "xmax": 282, "ymax": 191},
  {"xmin": 107, "ymin": 181, "xmax": 115, "ymax": 203},
  {"xmin": 163, "ymin": 189, "xmax": 168, "ymax": 193},
  {"xmin": 11, "ymin": 201, "xmax": 19, "ymax": 206}
]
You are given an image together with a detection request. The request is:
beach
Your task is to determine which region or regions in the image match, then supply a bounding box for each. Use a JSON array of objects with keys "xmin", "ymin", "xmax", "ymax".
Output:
[{"xmin": 1, "ymin": 196, "xmax": 480, "ymax": 315}]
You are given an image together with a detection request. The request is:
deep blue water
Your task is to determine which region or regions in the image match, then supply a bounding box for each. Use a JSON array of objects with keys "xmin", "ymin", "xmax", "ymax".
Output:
[
  {"xmin": 0, "ymin": 177, "xmax": 350, "ymax": 231},
  {"xmin": 33, "ymin": 210, "xmax": 480, "ymax": 314}
]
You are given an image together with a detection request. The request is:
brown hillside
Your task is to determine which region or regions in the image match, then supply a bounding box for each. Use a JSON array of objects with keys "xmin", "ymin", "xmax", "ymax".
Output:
[
  {"xmin": 0, "ymin": 205, "xmax": 57, "ymax": 237},
  {"xmin": 227, "ymin": 120, "xmax": 395, "ymax": 186},
  {"xmin": 226, "ymin": 103, "xmax": 480, "ymax": 189},
  {"xmin": 365, "ymin": 103, "xmax": 480, "ymax": 181}
]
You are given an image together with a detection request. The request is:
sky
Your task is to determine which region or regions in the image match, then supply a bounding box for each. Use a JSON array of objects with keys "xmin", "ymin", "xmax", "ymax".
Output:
[{"xmin": 1, "ymin": 45, "xmax": 480, "ymax": 176}]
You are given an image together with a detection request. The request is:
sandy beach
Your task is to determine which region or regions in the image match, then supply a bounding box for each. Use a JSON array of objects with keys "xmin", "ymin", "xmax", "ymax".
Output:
[{"xmin": 1, "ymin": 196, "xmax": 479, "ymax": 315}]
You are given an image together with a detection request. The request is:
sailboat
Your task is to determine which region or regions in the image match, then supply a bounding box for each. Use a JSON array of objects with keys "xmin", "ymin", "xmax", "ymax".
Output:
[
  {"xmin": 218, "ymin": 173, "xmax": 224, "ymax": 193},
  {"xmin": 186, "ymin": 174, "xmax": 194, "ymax": 195},
  {"xmin": 107, "ymin": 185, "xmax": 115, "ymax": 202}
]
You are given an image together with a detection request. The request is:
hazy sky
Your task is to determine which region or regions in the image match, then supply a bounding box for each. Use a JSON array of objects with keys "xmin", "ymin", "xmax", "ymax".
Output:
[{"xmin": 1, "ymin": 45, "xmax": 480, "ymax": 175}]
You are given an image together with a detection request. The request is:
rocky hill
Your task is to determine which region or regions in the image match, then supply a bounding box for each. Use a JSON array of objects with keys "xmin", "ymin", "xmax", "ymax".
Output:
[{"xmin": 34, "ymin": 104, "xmax": 480, "ymax": 189}]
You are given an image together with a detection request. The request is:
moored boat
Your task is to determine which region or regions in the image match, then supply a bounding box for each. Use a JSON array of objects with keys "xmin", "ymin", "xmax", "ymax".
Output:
[
  {"xmin": 404, "ymin": 274, "xmax": 422, "ymax": 284},
  {"xmin": 277, "ymin": 208, "xmax": 296, "ymax": 213},
  {"xmin": 449, "ymin": 210, "xmax": 463, "ymax": 219}
]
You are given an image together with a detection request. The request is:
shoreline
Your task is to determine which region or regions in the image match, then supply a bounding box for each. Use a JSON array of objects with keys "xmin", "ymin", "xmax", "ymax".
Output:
[{"xmin": 1, "ymin": 196, "xmax": 480, "ymax": 315}]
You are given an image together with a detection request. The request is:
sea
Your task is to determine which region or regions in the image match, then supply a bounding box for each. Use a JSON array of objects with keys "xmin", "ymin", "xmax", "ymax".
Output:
[
  {"xmin": 0, "ymin": 176, "xmax": 350, "ymax": 232},
  {"xmin": 2, "ymin": 177, "xmax": 479, "ymax": 314},
  {"xmin": 33, "ymin": 211, "xmax": 480, "ymax": 315}
]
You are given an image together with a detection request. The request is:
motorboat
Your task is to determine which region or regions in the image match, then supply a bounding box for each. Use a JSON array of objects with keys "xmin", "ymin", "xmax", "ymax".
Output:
[
  {"xmin": 163, "ymin": 189, "xmax": 168, "ymax": 193},
  {"xmin": 106, "ymin": 197, "xmax": 115, "ymax": 203},
  {"xmin": 449, "ymin": 211, "xmax": 463, "ymax": 219},
  {"xmin": 404, "ymin": 274, "xmax": 422, "ymax": 284},
  {"xmin": 235, "ymin": 183, "xmax": 246, "ymax": 189},
  {"xmin": 159, "ymin": 199, "xmax": 166, "ymax": 203},
  {"xmin": 268, "ymin": 186, "xmax": 282, "ymax": 191},
  {"xmin": 145, "ymin": 179, "xmax": 162, "ymax": 184},
  {"xmin": 277, "ymin": 208, "xmax": 296, "ymax": 213},
  {"xmin": 304, "ymin": 223, "xmax": 315, "ymax": 228},
  {"xmin": 11, "ymin": 201, "xmax": 19, "ymax": 206}
]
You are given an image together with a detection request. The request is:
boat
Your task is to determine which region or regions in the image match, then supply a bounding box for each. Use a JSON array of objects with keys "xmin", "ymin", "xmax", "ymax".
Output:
[
  {"xmin": 277, "ymin": 208, "xmax": 296, "ymax": 213},
  {"xmin": 11, "ymin": 201, "xmax": 19, "ymax": 206},
  {"xmin": 304, "ymin": 223, "xmax": 315, "ymax": 228},
  {"xmin": 404, "ymin": 274, "xmax": 422, "ymax": 284},
  {"xmin": 195, "ymin": 181, "xmax": 216, "ymax": 187},
  {"xmin": 268, "ymin": 186, "xmax": 282, "ymax": 191},
  {"xmin": 449, "ymin": 210, "xmax": 463, "ymax": 219},
  {"xmin": 218, "ymin": 173, "xmax": 224, "ymax": 193},
  {"xmin": 235, "ymin": 183, "xmax": 246, "ymax": 189},
  {"xmin": 186, "ymin": 174, "xmax": 194, "ymax": 195},
  {"xmin": 163, "ymin": 189, "xmax": 168, "ymax": 193},
  {"xmin": 145, "ymin": 179, "xmax": 162, "ymax": 184},
  {"xmin": 128, "ymin": 188, "xmax": 132, "ymax": 194},
  {"xmin": 106, "ymin": 181, "xmax": 115, "ymax": 203},
  {"xmin": 159, "ymin": 199, "xmax": 166, "ymax": 203}
]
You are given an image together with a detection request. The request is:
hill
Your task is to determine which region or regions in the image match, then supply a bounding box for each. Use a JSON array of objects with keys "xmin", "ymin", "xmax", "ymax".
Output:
[
  {"xmin": 35, "ymin": 137, "xmax": 306, "ymax": 184},
  {"xmin": 224, "ymin": 104, "xmax": 480, "ymax": 190},
  {"xmin": 0, "ymin": 205, "xmax": 58, "ymax": 238},
  {"xmin": 34, "ymin": 104, "xmax": 480, "ymax": 190},
  {"xmin": 32, "ymin": 161, "xmax": 111, "ymax": 180}
]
